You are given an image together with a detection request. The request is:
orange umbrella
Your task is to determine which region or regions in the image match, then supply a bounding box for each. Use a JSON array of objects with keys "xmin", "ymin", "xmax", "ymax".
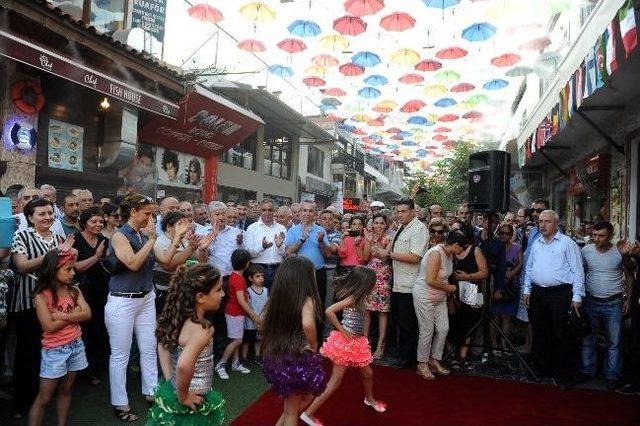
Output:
[
  {"xmin": 312, "ymin": 54, "xmax": 340, "ymax": 67},
  {"xmin": 188, "ymin": 4, "xmax": 223, "ymax": 23},
  {"xmin": 237, "ymin": 39, "xmax": 266, "ymax": 52},
  {"xmin": 379, "ymin": 12, "xmax": 416, "ymax": 32}
]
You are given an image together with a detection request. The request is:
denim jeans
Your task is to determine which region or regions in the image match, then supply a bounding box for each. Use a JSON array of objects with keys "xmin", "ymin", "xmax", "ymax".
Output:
[{"xmin": 581, "ymin": 296, "xmax": 623, "ymax": 380}]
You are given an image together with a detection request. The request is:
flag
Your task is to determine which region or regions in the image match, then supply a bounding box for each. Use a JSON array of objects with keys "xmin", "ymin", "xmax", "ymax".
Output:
[
  {"xmin": 574, "ymin": 62, "xmax": 585, "ymax": 109},
  {"xmin": 604, "ymin": 18, "xmax": 619, "ymax": 76},
  {"xmin": 525, "ymin": 135, "xmax": 532, "ymax": 161},
  {"xmin": 531, "ymin": 129, "xmax": 537, "ymax": 153},
  {"xmin": 567, "ymin": 76, "xmax": 575, "ymax": 118},
  {"xmin": 584, "ymin": 47, "xmax": 597, "ymax": 96},
  {"xmin": 618, "ymin": 0, "xmax": 638, "ymax": 57},
  {"xmin": 595, "ymin": 35, "xmax": 607, "ymax": 87},
  {"xmin": 559, "ymin": 83, "xmax": 570, "ymax": 129},
  {"xmin": 551, "ymin": 104, "xmax": 560, "ymax": 136}
]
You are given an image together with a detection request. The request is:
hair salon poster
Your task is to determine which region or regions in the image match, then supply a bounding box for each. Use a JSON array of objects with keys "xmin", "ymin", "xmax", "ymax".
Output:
[
  {"xmin": 48, "ymin": 119, "xmax": 84, "ymax": 171},
  {"xmin": 155, "ymin": 146, "xmax": 204, "ymax": 189}
]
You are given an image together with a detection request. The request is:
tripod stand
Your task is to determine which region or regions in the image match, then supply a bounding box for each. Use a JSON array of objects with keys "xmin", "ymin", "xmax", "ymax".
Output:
[{"xmin": 444, "ymin": 213, "xmax": 538, "ymax": 381}]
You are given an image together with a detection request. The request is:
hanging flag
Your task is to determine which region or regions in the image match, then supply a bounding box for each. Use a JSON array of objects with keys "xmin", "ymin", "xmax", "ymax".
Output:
[
  {"xmin": 567, "ymin": 75, "xmax": 575, "ymax": 118},
  {"xmin": 525, "ymin": 135, "xmax": 533, "ymax": 161},
  {"xmin": 604, "ymin": 18, "xmax": 619, "ymax": 76},
  {"xmin": 595, "ymin": 35, "xmax": 606, "ymax": 87},
  {"xmin": 518, "ymin": 143, "xmax": 526, "ymax": 167},
  {"xmin": 574, "ymin": 62, "xmax": 585, "ymax": 109},
  {"xmin": 618, "ymin": 0, "xmax": 638, "ymax": 57},
  {"xmin": 584, "ymin": 47, "xmax": 597, "ymax": 97},
  {"xmin": 559, "ymin": 83, "xmax": 569, "ymax": 129},
  {"xmin": 551, "ymin": 104, "xmax": 560, "ymax": 136},
  {"xmin": 531, "ymin": 128, "xmax": 537, "ymax": 153}
]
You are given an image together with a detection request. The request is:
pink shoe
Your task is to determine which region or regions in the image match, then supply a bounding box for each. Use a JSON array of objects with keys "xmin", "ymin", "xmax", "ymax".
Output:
[
  {"xmin": 300, "ymin": 412, "xmax": 324, "ymax": 426},
  {"xmin": 364, "ymin": 398, "xmax": 387, "ymax": 413}
]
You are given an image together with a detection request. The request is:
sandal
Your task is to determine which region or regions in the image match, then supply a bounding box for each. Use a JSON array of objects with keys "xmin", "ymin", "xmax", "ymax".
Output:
[
  {"xmin": 428, "ymin": 360, "xmax": 450, "ymax": 376},
  {"xmin": 114, "ymin": 407, "xmax": 138, "ymax": 423},
  {"xmin": 364, "ymin": 398, "xmax": 387, "ymax": 413},
  {"xmin": 416, "ymin": 363, "xmax": 435, "ymax": 381}
]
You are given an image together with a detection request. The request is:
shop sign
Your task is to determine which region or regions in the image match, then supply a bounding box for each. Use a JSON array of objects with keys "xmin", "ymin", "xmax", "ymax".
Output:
[
  {"xmin": 305, "ymin": 176, "xmax": 334, "ymax": 195},
  {"xmin": 343, "ymin": 197, "xmax": 361, "ymax": 213},
  {"xmin": 0, "ymin": 31, "xmax": 179, "ymax": 119},
  {"xmin": 48, "ymin": 119, "xmax": 84, "ymax": 171},
  {"xmin": 10, "ymin": 121, "xmax": 37, "ymax": 150},
  {"xmin": 131, "ymin": 0, "xmax": 167, "ymax": 42},
  {"xmin": 568, "ymin": 153, "xmax": 610, "ymax": 195}
]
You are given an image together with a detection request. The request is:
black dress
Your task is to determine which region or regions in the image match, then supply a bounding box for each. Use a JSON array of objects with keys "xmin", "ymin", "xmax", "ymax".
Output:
[
  {"xmin": 449, "ymin": 244, "xmax": 483, "ymax": 345},
  {"xmin": 73, "ymin": 232, "xmax": 110, "ymax": 378}
]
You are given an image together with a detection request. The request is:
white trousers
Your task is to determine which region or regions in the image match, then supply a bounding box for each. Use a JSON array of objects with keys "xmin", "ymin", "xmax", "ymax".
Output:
[
  {"xmin": 104, "ymin": 292, "xmax": 157, "ymax": 406},
  {"xmin": 413, "ymin": 286, "xmax": 449, "ymax": 363}
]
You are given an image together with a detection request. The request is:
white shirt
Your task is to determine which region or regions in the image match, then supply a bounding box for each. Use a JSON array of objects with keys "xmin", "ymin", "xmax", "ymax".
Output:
[
  {"xmin": 197, "ymin": 225, "xmax": 244, "ymax": 276},
  {"xmin": 245, "ymin": 219, "xmax": 287, "ymax": 265},
  {"xmin": 15, "ymin": 213, "xmax": 65, "ymax": 238}
]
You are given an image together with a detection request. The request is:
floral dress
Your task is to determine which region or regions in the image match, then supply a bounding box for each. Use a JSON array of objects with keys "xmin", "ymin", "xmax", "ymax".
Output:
[{"xmin": 365, "ymin": 235, "xmax": 392, "ymax": 312}]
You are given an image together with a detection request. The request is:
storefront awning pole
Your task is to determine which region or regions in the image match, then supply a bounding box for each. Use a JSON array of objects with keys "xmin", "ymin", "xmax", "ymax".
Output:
[{"xmin": 575, "ymin": 108, "xmax": 625, "ymax": 154}]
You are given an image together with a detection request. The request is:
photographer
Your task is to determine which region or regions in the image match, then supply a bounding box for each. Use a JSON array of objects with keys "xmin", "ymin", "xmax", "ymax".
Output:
[{"xmin": 337, "ymin": 215, "xmax": 368, "ymax": 276}]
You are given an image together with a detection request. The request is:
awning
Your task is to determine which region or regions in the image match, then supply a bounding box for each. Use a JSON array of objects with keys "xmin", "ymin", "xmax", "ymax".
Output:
[
  {"xmin": 138, "ymin": 85, "xmax": 265, "ymax": 157},
  {"xmin": 0, "ymin": 30, "xmax": 179, "ymax": 119}
]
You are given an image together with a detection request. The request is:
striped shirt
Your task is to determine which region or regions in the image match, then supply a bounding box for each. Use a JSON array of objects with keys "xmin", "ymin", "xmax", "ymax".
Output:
[{"xmin": 10, "ymin": 228, "xmax": 64, "ymax": 312}]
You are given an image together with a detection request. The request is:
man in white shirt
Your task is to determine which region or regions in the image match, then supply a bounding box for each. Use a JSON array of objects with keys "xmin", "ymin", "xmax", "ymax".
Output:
[
  {"xmin": 155, "ymin": 196, "xmax": 180, "ymax": 235},
  {"xmin": 197, "ymin": 201, "xmax": 244, "ymax": 278},
  {"xmin": 179, "ymin": 200, "xmax": 206, "ymax": 234},
  {"xmin": 245, "ymin": 199, "xmax": 286, "ymax": 289},
  {"xmin": 40, "ymin": 184, "xmax": 63, "ymax": 219}
]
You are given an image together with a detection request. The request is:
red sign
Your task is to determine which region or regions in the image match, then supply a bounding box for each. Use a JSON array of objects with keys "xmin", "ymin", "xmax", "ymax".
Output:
[
  {"xmin": 343, "ymin": 197, "xmax": 361, "ymax": 213},
  {"xmin": 138, "ymin": 85, "xmax": 264, "ymax": 157},
  {"xmin": 0, "ymin": 30, "xmax": 179, "ymax": 119}
]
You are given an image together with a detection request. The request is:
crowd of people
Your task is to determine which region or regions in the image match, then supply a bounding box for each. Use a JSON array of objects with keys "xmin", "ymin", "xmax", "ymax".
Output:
[{"xmin": 0, "ymin": 183, "xmax": 639, "ymax": 425}]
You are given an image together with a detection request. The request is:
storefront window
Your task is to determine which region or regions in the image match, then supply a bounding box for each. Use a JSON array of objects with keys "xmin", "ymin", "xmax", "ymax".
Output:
[
  {"xmin": 265, "ymin": 194, "xmax": 293, "ymax": 206},
  {"xmin": 264, "ymin": 135, "xmax": 291, "ymax": 180},
  {"xmin": 307, "ymin": 146, "xmax": 325, "ymax": 178},
  {"xmin": 221, "ymin": 133, "xmax": 257, "ymax": 170},
  {"xmin": 217, "ymin": 185, "xmax": 257, "ymax": 203}
]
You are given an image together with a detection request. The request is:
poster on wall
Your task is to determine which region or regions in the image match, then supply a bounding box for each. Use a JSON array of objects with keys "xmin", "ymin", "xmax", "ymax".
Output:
[
  {"xmin": 48, "ymin": 119, "xmax": 83, "ymax": 172},
  {"xmin": 120, "ymin": 142, "xmax": 157, "ymax": 197},
  {"xmin": 155, "ymin": 147, "xmax": 205, "ymax": 189}
]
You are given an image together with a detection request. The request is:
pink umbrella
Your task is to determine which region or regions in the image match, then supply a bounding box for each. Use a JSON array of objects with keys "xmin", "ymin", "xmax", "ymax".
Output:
[
  {"xmin": 353, "ymin": 128, "xmax": 367, "ymax": 135},
  {"xmin": 415, "ymin": 59, "xmax": 442, "ymax": 71},
  {"xmin": 438, "ymin": 114, "xmax": 459, "ymax": 122},
  {"xmin": 277, "ymin": 38, "xmax": 307, "ymax": 53},
  {"xmin": 436, "ymin": 47, "xmax": 468, "ymax": 60},
  {"xmin": 434, "ymin": 127, "xmax": 451, "ymax": 132},
  {"xmin": 313, "ymin": 54, "xmax": 340, "ymax": 67},
  {"xmin": 399, "ymin": 73, "xmax": 424, "ymax": 84},
  {"xmin": 463, "ymin": 111, "xmax": 483, "ymax": 121},
  {"xmin": 380, "ymin": 12, "xmax": 416, "ymax": 32},
  {"xmin": 333, "ymin": 15, "xmax": 367, "ymax": 36},
  {"xmin": 325, "ymin": 114, "xmax": 344, "ymax": 121},
  {"xmin": 237, "ymin": 39, "xmax": 266, "ymax": 52},
  {"xmin": 344, "ymin": 0, "xmax": 385, "ymax": 16},
  {"xmin": 451, "ymin": 82, "xmax": 475, "ymax": 92},
  {"xmin": 322, "ymin": 87, "xmax": 347, "ymax": 96},
  {"xmin": 386, "ymin": 127, "xmax": 401, "ymax": 133},
  {"xmin": 303, "ymin": 76, "xmax": 326, "ymax": 87},
  {"xmin": 339, "ymin": 63, "xmax": 365, "ymax": 76},
  {"xmin": 519, "ymin": 37, "xmax": 551, "ymax": 51},
  {"xmin": 368, "ymin": 118, "xmax": 385, "ymax": 127},
  {"xmin": 188, "ymin": 4, "xmax": 223, "ymax": 23},
  {"xmin": 491, "ymin": 53, "xmax": 521, "ymax": 67},
  {"xmin": 400, "ymin": 100, "xmax": 426, "ymax": 113},
  {"xmin": 373, "ymin": 106, "xmax": 393, "ymax": 113},
  {"xmin": 391, "ymin": 135, "xmax": 404, "ymax": 140},
  {"xmin": 433, "ymin": 134, "xmax": 447, "ymax": 141}
]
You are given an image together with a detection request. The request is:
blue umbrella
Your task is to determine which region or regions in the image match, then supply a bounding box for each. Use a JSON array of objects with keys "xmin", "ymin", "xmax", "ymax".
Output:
[
  {"xmin": 462, "ymin": 22, "xmax": 497, "ymax": 42},
  {"xmin": 339, "ymin": 124, "xmax": 356, "ymax": 132},
  {"xmin": 358, "ymin": 87, "xmax": 381, "ymax": 99},
  {"xmin": 268, "ymin": 65, "xmax": 293, "ymax": 77},
  {"xmin": 402, "ymin": 140, "xmax": 418, "ymax": 146},
  {"xmin": 387, "ymin": 144, "xmax": 400, "ymax": 149},
  {"xmin": 320, "ymin": 104, "xmax": 337, "ymax": 111},
  {"xmin": 397, "ymin": 131, "xmax": 413, "ymax": 138},
  {"xmin": 287, "ymin": 20, "xmax": 321, "ymax": 37},
  {"xmin": 352, "ymin": 51, "xmax": 381, "ymax": 67},
  {"xmin": 435, "ymin": 97, "xmax": 457, "ymax": 107},
  {"xmin": 364, "ymin": 74, "xmax": 388, "ymax": 86},
  {"xmin": 415, "ymin": 149, "xmax": 428, "ymax": 157},
  {"xmin": 368, "ymin": 133, "xmax": 383, "ymax": 141},
  {"xmin": 483, "ymin": 79, "xmax": 509, "ymax": 90},
  {"xmin": 321, "ymin": 97, "xmax": 341, "ymax": 106},
  {"xmin": 407, "ymin": 115, "xmax": 428, "ymax": 125},
  {"xmin": 422, "ymin": 0, "xmax": 460, "ymax": 9}
]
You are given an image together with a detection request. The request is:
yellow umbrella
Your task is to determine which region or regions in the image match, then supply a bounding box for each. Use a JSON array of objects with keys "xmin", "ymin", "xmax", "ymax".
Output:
[
  {"xmin": 457, "ymin": 101, "xmax": 474, "ymax": 111},
  {"xmin": 423, "ymin": 84, "xmax": 448, "ymax": 97},
  {"xmin": 239, "ymin": 2, "xmax": 276, "ymax": 23},
  {"xmin": 376, "ymin": 99, "xmax": 398, "ymax": 108},
  {"xmin": 320, "ymin": 34, "xmax": 350, "ymax": 52},
  {"xmin": 351, "ymin": 114, "xmax": 371, "ymax": 122},
  {"xmin": 305, "ymin": 65, "xmax": 327, "ymax": 76},
  {"xmin": 390, "ymin": 48, "xmax": 420, "ymax": 66},
  {"xmin": 426, "ymin": 114, "xmax": 438, "ymax": 123}
]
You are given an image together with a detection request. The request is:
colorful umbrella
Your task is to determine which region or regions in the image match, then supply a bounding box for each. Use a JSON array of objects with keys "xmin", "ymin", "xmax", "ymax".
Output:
[
  {"xmin": 239, "ymin": 2, "xmax": 275, "ymax": 23},
  {"xmin": 287, "ymin": 20, "xmax": 321, "ymax": 38},
  {"xmin": 313, "ymin": 54, "xmax": 340, "ymax": 67},
  {"xmin": 380, "ymin": 12, "xmax": 416, "ymax": 32},
  {"xmin": 505, "ymin": 66, "xmax": 533, "ymax": 77},
  {"xmin": 237, "ymin": 39, "xmax": 266, "ymax": 52},
  {"xmin": 351, "ymin": 114, "xmax": 372, "ymax": 122},
  {"xmin": 321, "ymin": 97, "xmax": 342, "ymax": 106},
  {"xmin": 436, "ymin": 46, "xmax": 467, "ymax": 59},
  {"xmin": 483, "ymin": 79, "xmax": 509, "ymax": 90},
  {"xmin": 422, "ymin": 0, "xmax": 460, "ymax": 9},
  {"xmin": 397, "ymin": 131, "xmax": 413, "ymax": 138},
  {"xmin": 407, "ymin": 116, "xmax": 429, "ymax": 125},
  {"xmin": 467, "ymin": 94, "xmax": 489, "ymax": 105},
  {"xmin": 415, "ymin": 59, "xmax": 442, "ymax": 71},
  {"xmin": 399, "ymin": 73, "xmax": 424, "ymax": 84},
  {"xmin": 400, "ymin": 100, "xmax": 426, "ymax": 113},
  {"xmin": 519, "ymin": 37, "xmax": 551, "ymax": 51},
  {"xmin": 423, "ymin": 84, "xmax": 448, "ymax": 97},
  {"xmin": 377, "ymin": 100, "xmax": 398, "ymax": 108},
  {"xmin": 320, "ymin": 34, "xmax": 350, "ymax": 51},
  {"xmin": 435, "ymin": 97, "xmax": 457, "ymax": 107},
  {"xmin": 451, "ymin": 82, "xmax": 475, "ymax": 92},
  {"xmin": 340, "ymin": 124, "xmax": 356, "ymax": 132},
  {"xmin": 321, "ymin": 104, "xmax": 337, "ymax": 111},
  {"xmin": 433, "ymin": 134, "xmax": 448, "ymax": 141},
  {"xmin": 322, "ymin": 87, "xmax": 347, "ymax": 96},
  {"xmin": 364, "ymin": 74, "xmax": 388, "ymax": 86},
  {"xmin": 358, "ymin": 87, "xmax": 381, "ymax": 99},
  {"xmin": 303, "ymin": 76, "xmax": 326, "ymax": 87},
  {"xmin": 344, "ymin": 0, "xmax": 385, "ymax": 16},
  {"xmin": 402, "ymin": 140, "xmax": 418, "ymax": 147},
  {"xmin": 386, "ymin": 127, "xmax": 402, "ymax": 134},
  {"xmin": 333, "ymin": 15, "xmax": 367, "ymax": 36},
  {"xmin": 435, "ymin": 70, "xmax": 460, "ymax": 84},
  {"xmin": 438, "ymin": 114, "xmax": 459, "ymax": 122},
  {"xmin": 373, "ymin": 105, "xmax": 393, "ymax": 113},
  {"xmin": 462, "ymin": 22, "xmax": 497, "ymax": 42},
  {"xmin": 434, "ymin": 126, "xmax": 451, "ymax": 132},
  {"xmin": 277, "ymin": 38, "xmax": 307, "ymax": 54},
  {"xmin": 491, "ymin": 53, "xmax": 521, "ymax": 67},
  {"xmin": 339, "ymin": 63, "xmax": 365, "ymax": 76},
  {"xmin": 268, "ymin": 65, "xmax": 293, "ymax": 77},
  {"xmin": 352, "ymin": 51, "xmax": 381, "ymax": 67},
  {"xmin": 463, "ymin": 111, "xmax": 483, "ymax": 120},
  {"xmin": 390, "ymin": 48, "xmax": 420, "ymax": 66},
  {"xmin": 305, "ymin": 65, "xmax": 327, "ymax": 76},
  {"xmin": 188, "ymin": 4, "xmax": 223, "ymax": 23}
]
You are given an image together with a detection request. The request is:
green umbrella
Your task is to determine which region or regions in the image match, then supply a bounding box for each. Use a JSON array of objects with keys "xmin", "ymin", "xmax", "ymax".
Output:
[
  {"xmin": 505, "ymin": 66, "xmax": 533, "ymax": 77},
  {"xmin": 547, "ymin": 0, "xmax": 572, "ymax": 14},
  {"xmin": 467, "ymin": 94, "xmax": 489, "ymax": 106},
  {"xmin": 435, "ymin": 70, "xmax": 461, "ymax": 84}
]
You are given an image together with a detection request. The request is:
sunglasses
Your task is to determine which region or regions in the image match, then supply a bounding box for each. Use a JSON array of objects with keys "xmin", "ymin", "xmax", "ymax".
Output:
[
  {"xmin": 533, "ymin": 208, "xmax": 545, "ymax": 213},
  {"xmin": 262, "ymin": 208, "xmax": 274, "ymax": 212},
  {"xmin": 430, "ymin": 229, "xmax": 446, "ymax": 235}
]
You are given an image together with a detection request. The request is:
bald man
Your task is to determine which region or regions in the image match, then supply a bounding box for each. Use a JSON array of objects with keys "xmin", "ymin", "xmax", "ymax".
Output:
[
  {"xmin": 156, "ymin": 196, "xmax": 180, "ymax": 235},
  {"xmin": 429, "ymin": 204, "xmax": 443, "ymax": 220}
]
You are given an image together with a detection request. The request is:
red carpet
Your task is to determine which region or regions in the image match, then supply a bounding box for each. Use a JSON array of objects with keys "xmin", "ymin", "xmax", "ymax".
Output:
[{"xmin": 232, "ymin": 365, "xmax": 640, "ymax": 425}]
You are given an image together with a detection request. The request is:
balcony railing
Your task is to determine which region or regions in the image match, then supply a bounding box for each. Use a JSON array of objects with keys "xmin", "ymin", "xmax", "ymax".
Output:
[{"xmin": 332, "ymin": 150, "xmax": 365, "ymax": 174}]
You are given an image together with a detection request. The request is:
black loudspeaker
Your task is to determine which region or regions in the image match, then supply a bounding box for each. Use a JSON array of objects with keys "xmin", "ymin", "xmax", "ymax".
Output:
[{"xmin": 468, "ymin": 150, "xmax": 511, "ymax": 213}]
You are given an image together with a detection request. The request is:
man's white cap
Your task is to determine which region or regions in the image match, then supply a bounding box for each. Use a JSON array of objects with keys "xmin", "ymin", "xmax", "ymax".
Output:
[{"xmin": 370, "ymin": 201, "xmax": 385, "ymax": 208}]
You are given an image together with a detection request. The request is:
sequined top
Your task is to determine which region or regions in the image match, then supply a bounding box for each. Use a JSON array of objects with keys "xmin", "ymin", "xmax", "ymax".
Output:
[
  {"xmin": 342, "ymin": 307, "xmax": 365, "ymax": 336},
  {"xmin": 170, "ymin": 338, "xmax": 214, "ymax": 392}
]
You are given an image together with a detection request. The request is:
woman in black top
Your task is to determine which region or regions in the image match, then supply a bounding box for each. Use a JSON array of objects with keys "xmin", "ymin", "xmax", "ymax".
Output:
[{"xmin": 73, "ymin": 207, "xmax": 110, "ymax": 385}]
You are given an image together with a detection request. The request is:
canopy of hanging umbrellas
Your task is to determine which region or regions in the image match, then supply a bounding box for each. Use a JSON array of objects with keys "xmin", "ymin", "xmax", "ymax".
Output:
[{"xmin": 161, "ymin": 0, "xmax": 572, "ymax": 171}]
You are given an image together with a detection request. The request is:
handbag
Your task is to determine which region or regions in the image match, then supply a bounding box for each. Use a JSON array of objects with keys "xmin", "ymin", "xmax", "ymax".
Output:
[{"xmin": 459, "ymin": 280, "xmax": 483, "ymax": 308}]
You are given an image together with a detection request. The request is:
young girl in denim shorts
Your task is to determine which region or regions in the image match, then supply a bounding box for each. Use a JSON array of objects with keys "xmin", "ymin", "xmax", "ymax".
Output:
[{"xmin": 28, "ymin": 247, "xmax": 91, "ymax": 426}]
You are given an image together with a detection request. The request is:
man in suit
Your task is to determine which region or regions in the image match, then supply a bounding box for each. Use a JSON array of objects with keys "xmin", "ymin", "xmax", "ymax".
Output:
[{"xmin": 236, "ymin": 201, "xmax": 255, "ymax": 231}]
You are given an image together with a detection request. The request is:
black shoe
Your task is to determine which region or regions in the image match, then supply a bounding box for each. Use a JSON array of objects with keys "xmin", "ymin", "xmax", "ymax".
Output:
[
  {"xmin": 576, "ymin": 373, "xmax": 595, "ymax": 383},
  {"xmin": 615, "ymin": 384, "xmax": 640, "ymax": 396}
]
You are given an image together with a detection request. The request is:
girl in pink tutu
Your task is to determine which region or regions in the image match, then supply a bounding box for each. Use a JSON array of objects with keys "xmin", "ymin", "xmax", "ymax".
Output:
[{"xmin": 301, "ymin": 266, "xmax": 386, "ymax": 426}]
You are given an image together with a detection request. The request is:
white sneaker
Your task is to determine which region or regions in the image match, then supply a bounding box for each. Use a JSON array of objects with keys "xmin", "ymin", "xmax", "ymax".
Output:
[
  {"xmin": 215, "ymin": 363, "xmax": 229, "ymax": 380},
  {"xmin": 232, "ymin": 363, "xmax": 251, "ymax": 374},
  {"xmin": 300, "ymin": 412, "xmax": 324, "ymax": 426}
]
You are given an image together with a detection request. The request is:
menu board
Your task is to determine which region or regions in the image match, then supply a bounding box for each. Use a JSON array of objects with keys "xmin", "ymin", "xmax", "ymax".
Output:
[
  {"xmin": 131, "ymin": 0, "xmax": 167, "ymax": 42},
  {"xmin": 343, "ymin": 197, "xmax": 361, "ymax": 213},
  {"xmin": 48, "ymin": 119, "xmax": 83, "ymax": 171}
]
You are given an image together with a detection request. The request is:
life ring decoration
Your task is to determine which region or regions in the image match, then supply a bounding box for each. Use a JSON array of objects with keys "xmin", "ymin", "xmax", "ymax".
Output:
[{"xmin": 11, "ymin": 80, "xmax": 45, "ymax": 115}]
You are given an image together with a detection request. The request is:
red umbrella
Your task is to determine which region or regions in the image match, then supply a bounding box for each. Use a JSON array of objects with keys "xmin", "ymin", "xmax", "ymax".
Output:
[
  {"xmin": 303, "ymin": 76, "xmax": 326, "ymax": 87},
  {"xmin": 333, "ymin": 15, "xmax": 367, "ymax": 36},
  {"xmin": 519, "ymin": 37, "xmax": 551, "ymax": 51},
  {"xmin": 368, "ymin": 118, "xmax": 385, "ymax": 127},
  {"xmin": 400, "ymin": 100, "xmax": 426, "ymax": 113},
  {"xmin": 463, "ymin": 111, "xmax": 483, "ymax": 120},
  {"xmin": 325, "ymin": 114, "xmax": 344, "ymax": 121},
  {"xmin": 344, "ymin": 0, "xmax": 385, "ymax": 17},
  {"xmin": 436, "ymin": 47, "xmax": 468, "ymax": 60},
  {"xmin": 391, "ymin": 135, "xmax": 404, "ymax": 140},
  {"xmin": 398, "ymin": 73, "xmax": 424, "ymax": 84},
  {"xmin": 491, "ymin": 53, "xmax": 521, "ymax": 67},
  {"xmin": 434, "ymin": 127, "xmax": 451, "ymax": 133},
  {"xmin": 339, "ymin": 63, "xmax": 365, "ymax": 76},
  {"xmin": 438, "ymin": 114, "xmax": 459, "ymax": 122},
  {"xmin": 313, "ymin": 54, "xmax": 340, "ymax": 67},
  {"xmin": 386, "ymin": 127, "xmax": 401, "ymax": 133},
  {"xmin": 353, "ymin": 128, "xmax": 367, "ymax": 135},
  {"xmin": 443, "ymin": 140, "xmax": 454, "ymax": 148},
  {"xmin": 451, "ymin": 82, "xmax": 475, "ymax": 92},
  {"xmin": 188, "ymin": 4, "xmax": 223, "ymax": 23},
  {"xmin": 433, "ymin": 134, "xmax": 447, "ymax": 141},
  {"xmin": 322, "ymin": 87, "xmax": 347, "ymax": 96},
  {"xmin": 380, "ymin": 12, "xmax": 416, "ymax": 32},
  {"xmin": 237, "ymin": 39, "xmax": 266, "ymax": 52},
  {"xmin": 415, "ymin": 59, "xmax": 442, "ymax": 71},
  {"xmin": 277, "ymin": 38, "xmax": 307, "ymax": 53}
]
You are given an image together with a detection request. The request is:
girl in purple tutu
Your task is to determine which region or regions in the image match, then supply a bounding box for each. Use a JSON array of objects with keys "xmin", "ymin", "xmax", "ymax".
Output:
[
  {"xmin": 301, "ymin": 266, "xmax": 386, "ymax": 426},
  {"xmin": 260, "ymin": 256, "xmax": 327, "ymax": 426}
]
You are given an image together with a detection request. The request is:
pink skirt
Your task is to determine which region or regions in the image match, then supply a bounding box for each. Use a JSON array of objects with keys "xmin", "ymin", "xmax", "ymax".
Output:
[{"xmin": 320, "ymin": 330, "xmax": 372, "ymax": 367}]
